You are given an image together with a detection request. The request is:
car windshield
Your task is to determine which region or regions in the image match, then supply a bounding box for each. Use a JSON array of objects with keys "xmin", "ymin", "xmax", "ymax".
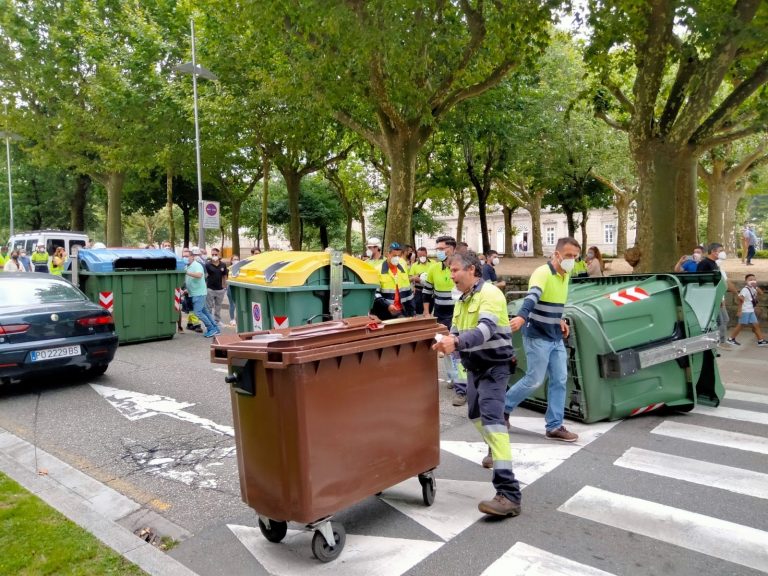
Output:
[{"xmin": 0, "ymin": 277, "xmax": 86, "ymax": 307}]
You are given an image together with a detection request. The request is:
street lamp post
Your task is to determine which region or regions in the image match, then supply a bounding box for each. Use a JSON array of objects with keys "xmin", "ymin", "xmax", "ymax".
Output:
[
  {"xmin": 175, "ymin": 18, "xmax": 217, "ymax": 249},
  {"xmin": 0, "ymin": 103, "xmax": 21, "ymax": 237}
]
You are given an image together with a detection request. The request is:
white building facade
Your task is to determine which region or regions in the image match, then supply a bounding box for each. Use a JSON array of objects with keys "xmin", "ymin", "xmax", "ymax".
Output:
[{"xmin": 416, "ymin": 206, "xmax": 636, "ymax": 257}]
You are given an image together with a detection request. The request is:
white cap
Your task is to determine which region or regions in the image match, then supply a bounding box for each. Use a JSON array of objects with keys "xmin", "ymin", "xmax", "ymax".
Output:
[
  {"xmin": 191, "ymin": 246, "xmax": 201, "ymax": 255},
  {"xmin": 92, "ymin": 242, "xmax": 106, "ymax": 249},
  {"xmin": 367, "ymin": 237, "xmax": 382, "ymax": 248}
]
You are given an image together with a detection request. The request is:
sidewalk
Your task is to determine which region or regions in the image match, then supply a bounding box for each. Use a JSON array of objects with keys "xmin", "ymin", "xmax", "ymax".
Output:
[{"xmin": 0, "ymin": 343, "xmax": 764, "ymax": 575}]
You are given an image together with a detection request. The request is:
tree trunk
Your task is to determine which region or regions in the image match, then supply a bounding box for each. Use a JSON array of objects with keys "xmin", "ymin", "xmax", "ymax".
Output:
[
  {"xmin": 382, "ymin": 131, "xmax": 419, "ymax": 248},
  {"xmin": 615, "ymin": 192, "xmax": 631, "ymax": 256},
  {"xmin": 283, "ymin": 170, "xmax": 302, "ymax": 250},
  {"xmin": 675, "ymin": 150, "xmax": 699, "ymax": 257},
  {"xmin": 723, "ymin": 184, "xmax": 747, "ymax": 254},
  {"xmin": 580, "ymin": 209, "xmax": 588, "ymax": 251},
  {"xmin": 359, "ymin": 206, "xmax": 367, "ymax": 247},
  {"xmin": 634, "ymin": 144, "xmax": 687, "ymax": 272},
  {"xmin": 70, "ymin": 174, "xmax": 89, "ymax": 231},
  {"xmin": 456, "ymin": 203, "xmax": 466, "ymax": 243},
  {"xmin": 231, "ymin": 197, "xmax": 243, "ymax": 256},
  {"xmin": 182, "ymin": 207, "xmax": 191, "ymax": 248},
  {"xmin": 528, "ymin": 191, "xmax": 544, "ymax": 257},
  {"xmin": 319, "ymin": 224, "xmax": 329, "ymax": 249},
  {"xmin": 105, "ymin": 171, "xmax": 125, "ymax": 247},
  {"xmin": 345, "ymin": 213, "xmax": 353, "ymax": 254},
  {"xmin": 502, "ymin": 205, "xmax": 515, "ymax": 258},
  {"xmin": 261, "ymin": 153, "xmax": 270, "ymax": 251},
  {"xmin": 166, "ymin": 166, "xmax": 175, "ymax": 247},
  {"xmin": 565, "ymin": 210, "xmax": 576, "ymax": 238},
  {"xmin": 706, "ymin": 179, "xmax": 727, "ymax": 248},
  {"xmin": 478, "ymin": 192, "xmax": 490, "ymax": 254}
]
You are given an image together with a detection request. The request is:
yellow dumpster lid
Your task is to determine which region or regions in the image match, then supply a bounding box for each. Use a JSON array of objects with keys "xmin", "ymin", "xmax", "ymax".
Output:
[{"xmin": 230, "ymin": 251, "xmax": 379, "ymax": 287}]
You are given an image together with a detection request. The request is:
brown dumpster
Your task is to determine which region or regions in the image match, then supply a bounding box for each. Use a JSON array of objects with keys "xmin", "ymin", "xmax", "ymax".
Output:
[{"xmin": 211, "ymin": 316, "xmax": 448, "ymax": 562}]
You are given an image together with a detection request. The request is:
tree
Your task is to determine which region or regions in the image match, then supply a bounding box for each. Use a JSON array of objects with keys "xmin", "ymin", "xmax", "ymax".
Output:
[
  {"xmin": 255, "ymin": 1, "xmax": 557, "ymax": 248},
  {"xmin": 582, "ymin": 0, "xmax": 768, "ymax": 271}
]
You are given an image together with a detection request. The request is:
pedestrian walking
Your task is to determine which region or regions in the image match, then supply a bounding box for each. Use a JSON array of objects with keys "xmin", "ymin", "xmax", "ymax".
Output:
[
  {"xmin": 205, "ymin": 248, "xmax": 228, "ymax": 325},
  {"xmin": 727, "ymin": 274, "xmax": 767, "ymax": 347},
  {"xmin": 185, "ymin": 248, "xmax": 219, "ymax": 338}
]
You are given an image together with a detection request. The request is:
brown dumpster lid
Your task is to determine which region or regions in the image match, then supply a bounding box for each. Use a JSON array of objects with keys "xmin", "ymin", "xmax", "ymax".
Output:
[{"xmin": 210, "ymin": 315, "xmax": 448, "ymax": 366}]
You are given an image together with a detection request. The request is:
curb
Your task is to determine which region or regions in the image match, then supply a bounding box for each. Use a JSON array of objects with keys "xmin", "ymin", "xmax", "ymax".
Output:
[{"xmin": 0, "ymin": 427, "xmax": 198, "ymax": 576}]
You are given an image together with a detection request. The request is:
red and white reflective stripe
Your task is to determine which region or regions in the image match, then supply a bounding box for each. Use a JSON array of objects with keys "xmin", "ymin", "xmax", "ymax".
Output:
[
  {"xmin": 273, "ymin": 316, "xmax": 289, "ymax": 329},
  {"xmin": 174, "ymin": 288, "xmax": 182, "ymax": 312},
  {"xmin": 630, "ymin": 402, "xmax": 665, "ymax": 416},
  {"xmin": 99, "ymin": 291, "xmax": 114, "ymax": 313},
  {"xmin": 609, "ymin": 286, "xmax": 650, "ymax": 306}
]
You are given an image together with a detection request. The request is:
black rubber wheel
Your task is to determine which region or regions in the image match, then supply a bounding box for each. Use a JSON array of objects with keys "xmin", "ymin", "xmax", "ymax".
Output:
[
  {"xmin": 419, "ymin": 474, "xmax": 436, "ymax": 506},
  {"xmin": 258, "ymin": 518, "xmax": 287, "ymax": 543},
  {"xmin": 85, "ymin": 364, "xmax": 109, "ymax": 379},
  {"xmin": 311, "ymin": 522, "xmax": 345, "ymax": 562}
]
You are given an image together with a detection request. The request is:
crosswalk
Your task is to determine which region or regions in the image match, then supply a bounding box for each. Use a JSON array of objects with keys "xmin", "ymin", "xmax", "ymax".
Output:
[{"xmin": 226, "ymin": 391, "xmax": 768, "ymax": 576}]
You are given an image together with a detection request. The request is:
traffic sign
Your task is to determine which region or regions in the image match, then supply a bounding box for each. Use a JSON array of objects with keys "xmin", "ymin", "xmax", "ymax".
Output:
[{"xmin": 201, "ymin": 200, "xmax": 220, "ymax": 229}]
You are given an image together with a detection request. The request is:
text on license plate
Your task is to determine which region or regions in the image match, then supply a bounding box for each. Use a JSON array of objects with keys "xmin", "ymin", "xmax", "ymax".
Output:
[{"xmin": 31, "ymin": 345, "xmax": 82, "ymax": 362}]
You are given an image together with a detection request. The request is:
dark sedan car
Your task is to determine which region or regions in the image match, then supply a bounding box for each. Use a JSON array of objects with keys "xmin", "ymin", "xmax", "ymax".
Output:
[{"xmin": 0, "ymin": 274, "xmax": 118, "ymax": 383}]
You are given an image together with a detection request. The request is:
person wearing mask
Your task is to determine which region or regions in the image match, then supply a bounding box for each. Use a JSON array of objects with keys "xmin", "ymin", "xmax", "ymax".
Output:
[
  {"xmin": 365, "ymin": 237, "xmax": 384, "ymax": 268},
  {"xmin": 161, "ymin": 241, "xmax": 173, "ymax": 252},
  {"xmin": 0, "ymin": 245, "xmax": 8, "ymax": 268},
  {"xmin": 18, "ymin": 248, "xmax": 31, "ymax": 272},
  {"xmin": 50, "ymin": 246, "xmax": 67, "ymax": 276},
  {"xmin": 205, "ymin": 248, "xmax": 228, "ymax": 326},
  {"xmin": 180, "ymin": 247, "xmax": 203, "ymax": 333},
  {"xmin": 504, "ymin": 237, "xmax": 582, "ymax": 443},
  {"xmin": 185, "ymin": 247, "xmax": 219, "ymax": 338},
  {"xmin": 482, "ymin": 250, "xmax": 506, "ymax": 290},
  {"xmin": 227, "ymin": 255, "xmax": 240, "ymax": 327},
  {"xmin": 727, "ymin": 274, "xmax": 767, "ymax": 346},
  {"xmin": 674, "ymin": 246, "xmax": 704, "ymax": 273},
  {"xmin": 697, "ymin": 242, "xmax": 736, "ymax": 348},
  {"xmin": 585, "ymin": 246, "xmax": 604, "ymax": 277},
  {"xmin": 432, "ymin": 251, "xmax": 521, "ymax": 517},
  {"xmin": 423, "ymin": 236, "xmax": 466, "ymax": 406},
  {"xmin": 31, "ymin": 243, "xmax": 50, "ymax": 273},
  {"xmin": 408, "ymin": 247, "xmax": 431, "ymax": 315},
  {"xmin": 3, "ymin": 249, "xmax": 26, "ymax": 272},
  {"xmin": 371, "ymin": 242, "xmax": 415, "ymax": 320}
]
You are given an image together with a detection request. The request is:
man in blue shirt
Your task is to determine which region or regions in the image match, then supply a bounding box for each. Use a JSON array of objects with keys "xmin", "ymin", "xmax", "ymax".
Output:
[
  {"xmin": 743, "ymin": 226, "xmax": 758, "ymax": 265},
  {"xmin": 674, "ymin": 245, "xmax": 704, "ymax": 273},
  {"xmin": 185, "ymin": 247, "xmax": 220, "ymax": 338}
]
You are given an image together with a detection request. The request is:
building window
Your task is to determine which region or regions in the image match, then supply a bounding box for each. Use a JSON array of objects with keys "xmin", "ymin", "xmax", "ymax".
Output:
[
  {"xmin": 545, "ymin": 226, "xmax": 556, "ymax": 246},
  {"xmin": 604, "ymin": 223, "xmax": 616, "ymax": 245}
]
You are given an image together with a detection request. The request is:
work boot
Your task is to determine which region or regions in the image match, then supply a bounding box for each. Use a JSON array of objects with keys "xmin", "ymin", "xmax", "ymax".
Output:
[
  {"xmin": 545, "ymin": 426, "xmax": 578, "ymax": 442},
  {"xmin": 481, "ymin": 448, "xmax": 493, "ymax": 469},
  {"xmin": 452, "ymin": 393, "xmax": 467, "ymax": 406},
  {"xmin": 478, "ymin": 493, "xmax": 521, "ymax": 517}
]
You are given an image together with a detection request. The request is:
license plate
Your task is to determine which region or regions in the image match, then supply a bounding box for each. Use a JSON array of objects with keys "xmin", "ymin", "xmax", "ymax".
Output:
[{"xmin": 30, "ymin": 345, "xmax": 82, "ymax": 362}]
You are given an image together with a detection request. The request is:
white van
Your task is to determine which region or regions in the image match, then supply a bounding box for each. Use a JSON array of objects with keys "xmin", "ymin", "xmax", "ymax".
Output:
[{"xmin": 8, "ymin": 230, "xmax": 89, "ymax": 257}]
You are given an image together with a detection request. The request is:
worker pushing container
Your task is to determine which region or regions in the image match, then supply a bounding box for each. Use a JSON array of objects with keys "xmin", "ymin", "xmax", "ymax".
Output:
[
  {"xmin": 508, "ymin": 272, "xmax": 726, "ymax": 423},
  {"xmin": 211, "ymin": 316, "xmax": 447, "ymax": 562}
]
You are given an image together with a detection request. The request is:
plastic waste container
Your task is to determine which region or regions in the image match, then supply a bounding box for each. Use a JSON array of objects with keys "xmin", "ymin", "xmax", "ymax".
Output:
[
  {"xmin": 210, "ymin": 316, "xmax": 448, "ymax": 562},
  {"xmin": 227, "ymin": 251, "xmax": 379, "ymax": 332},
  {"xmin": 507, "ymin": 272, "xmax": 725, "ymax": 423},
  {"xmin": 68, "ymin": 248, "xmax": 186, "ymax": 344}
]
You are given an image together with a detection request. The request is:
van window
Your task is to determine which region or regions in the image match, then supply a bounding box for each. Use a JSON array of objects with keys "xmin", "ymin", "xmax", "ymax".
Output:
[
  {"xmin": 47, "ymin": 238, "xmax": 65, "ymax": 255},
  {"xmin": 70, "ymin": 240, "xmax": 86, "ymax": 256},
  {"xmin": 25, "ymin": 239, "xmax": 37, "ymax": 253}
]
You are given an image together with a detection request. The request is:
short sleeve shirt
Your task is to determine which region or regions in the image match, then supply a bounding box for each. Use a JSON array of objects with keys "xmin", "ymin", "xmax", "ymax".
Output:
[
  {"xmin": 481, "ymin": 263, "xmax": 497, "ymax": 282},
  {"xmin": 185, "ymin": 261, "xmax": 207, "ymax": 297},
  {"xmin": 739, "ymin": 286, "xmax": 756, "ymax": 314}
]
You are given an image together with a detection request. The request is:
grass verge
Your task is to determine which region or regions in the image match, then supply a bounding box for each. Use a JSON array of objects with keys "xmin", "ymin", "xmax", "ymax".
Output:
[{"xmin": 0, "ymin": 472, "xmax": 146, "ymax": 575}]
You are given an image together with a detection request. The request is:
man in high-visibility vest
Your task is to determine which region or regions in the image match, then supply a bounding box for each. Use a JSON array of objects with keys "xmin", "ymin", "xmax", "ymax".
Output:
[
  {"xmin": 408, "ymin": 246, "xmax": 431, "ymax": 315},
  {"xmin": 432, "ymin": 250, "xmax": 521, "ymax": 517},
  {"xmin": 423, "ymin": 235, "xmax": 467, "ymax": 406},
  {"xmin": 371, "ymin": 242, "xmax": 414, "ymax": 320},
  {"xmin": 31, "ymin": 243, "xmax": 50, "ymax": 273},
  {"xmin": 365, "ymin": 237, "xmax": 384, "ymax": 269}
]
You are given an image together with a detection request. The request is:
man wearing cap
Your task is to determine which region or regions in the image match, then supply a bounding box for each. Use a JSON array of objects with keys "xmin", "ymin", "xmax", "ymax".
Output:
[
  {"xmin": 185, "ymin": 247, "xmax": 219, "ymax": 338},
  {"xmin": 31, "ymin": 243, "xmax": 50, "ymax": 273},
  {"xmin": 372, "ymin": 242, "xmax": 415, "ymax": 320},
  {"xmin": 365, "ymin": 237, "xmax": 384, "ymax": 268}
]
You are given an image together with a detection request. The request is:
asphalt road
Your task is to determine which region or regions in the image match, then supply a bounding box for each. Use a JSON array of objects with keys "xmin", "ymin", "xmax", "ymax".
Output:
[{"xmin": 0, "ymin": 328, "xmax": 766, "ymax": 576}]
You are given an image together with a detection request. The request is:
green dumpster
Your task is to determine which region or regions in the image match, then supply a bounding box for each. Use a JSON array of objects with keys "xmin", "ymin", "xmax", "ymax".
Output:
[
  {"xmin": 228, "ymin": 251, "xmax": 379, "ymax": 332},
  {"xmin": 508, "ymin": 272, "xmax": 725, "ymax": 423},
  {"xmin": 68, "ymin": 248, "xmax": 185, "ymax": 344}
]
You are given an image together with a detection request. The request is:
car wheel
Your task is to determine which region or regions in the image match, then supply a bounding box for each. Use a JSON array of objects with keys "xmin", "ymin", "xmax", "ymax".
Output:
[{"xmin": 85, "ymin": 364, "xmax": 109, "ymax": 378}]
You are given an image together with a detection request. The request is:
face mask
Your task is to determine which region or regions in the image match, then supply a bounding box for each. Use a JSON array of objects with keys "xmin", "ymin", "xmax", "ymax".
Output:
[
  {"xmin": 365, "ymin": 249, "xmax": 373, "ymax": 258},
  {"xmin": 693, "ymin": 252, "xmax": 702, "ymax": 262},
  {"xmin": 749, "ymin": 280, "xmax": 757, "ymax": 287},
  {"xmin": 418, "ymin": 255, "xmax": 427, "ymax": 263},
  {"xmin": 232, "ymin": 258, "xmax": 239, "ymax": 264},
  {"xmin": 12, "ymin": 255, "xmax": 18, "ymax": 260},
  {"xmin": 492, "ymin": 257, "xmax": 500, "ymax": 266},
  {"xmin": 436, "ymin": 250, "xmax": 446, "ymax": 262},
  {"xmin": 390, "ymin": 256, "xmax": 400, "ymax": 266},
  {"xmin": 212, "ymin": 256, "xmax": 220, "ymax": 262},
  {"xmin": 587, "ymin": 251, "xmax": 595, "ymax": 259},
  {"xmin": 717, "ymin": 251, "xmax": 727, "ymax": 261},
  {"xmin": 559, "ymin": 257, "xmax": 576, "ymax": 273}
]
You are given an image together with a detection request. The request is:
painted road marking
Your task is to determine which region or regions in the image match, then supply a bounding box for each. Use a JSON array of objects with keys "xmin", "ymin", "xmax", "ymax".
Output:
[
  {"xmin": 691, "ymin": 405, "xmax": 768, "ymax": 426},
  {"xmin": 559, "ymin": 486, "xmax": 768, "ymax": 573},
  {"xmin": 91, "ymin": 384, "xmax": 234, "ymax": 437},
  {"xmin": 482, "ymin": 542, "xmax": 617, "ymax": 576},
  {"xmin": 651, "ymin": 421, "xmax": 768, "ymax": 455},
  {"xmin": 725, "ymin": 389, "xmax": 768, "ymax": 406},
  {"xmin": 228, "ymin": 525, "xmax": 441, "ymax": 576},
  {"xmin": 614, "ymin": 447, "xmax": 768, "ymax": 500}
]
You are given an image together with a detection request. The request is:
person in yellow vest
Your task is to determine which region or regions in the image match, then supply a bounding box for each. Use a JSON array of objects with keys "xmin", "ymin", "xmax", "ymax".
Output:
[
  {"xmin": 371, "ymin": 242, "xmax": 414, "ymax": 320},
  {"xmin": 0, "ymin": 245, "xmax": 8, "ymax": 268},
  {"xmin": 30, "ymin": 243, "xmax": 50, "ymax": 273},
  {"xmin": 408, "ymin": 246, "xmax": 432, "ymax": 315},
  {"xmin": 49, "ymin": 246, "xmax": 67, "ymax": 276},
  {"xmin": 423, "ymin": 235, "xmax": 467, "ymax": 406},
  {"xmin": 365, "ymin": 237, "xmax": 384, "ymax": 269}
]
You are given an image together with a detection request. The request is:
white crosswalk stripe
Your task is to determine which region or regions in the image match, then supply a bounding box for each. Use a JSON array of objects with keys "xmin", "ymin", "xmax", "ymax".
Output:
[
  {"xmin": 651, "ymin": 420, "xmax": 768, "ymax": 454},
  {"xmin": 559, "ymin": 486, "xmax": 768, "ymax": 573},
  {"xmin": 725, "ymin": 390, "xmax": 768, "ymax": 405},
  {"xmin": 692, "ymin": 404, "xmax": 768, "ymax": 426},
  {"xmin": 481, "ymin": 542, "xmax": 617, "ymax": 576},
  {"xmin": 614, "ymin": 446, "xmax": 768, "ymax": 500}
]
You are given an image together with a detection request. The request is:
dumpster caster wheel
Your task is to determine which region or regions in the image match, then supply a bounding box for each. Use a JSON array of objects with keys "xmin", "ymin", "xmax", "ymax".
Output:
[
  {"xmin": 418, "ymin": 473, "xmax": 436, "ymax": 506},
  {"xmin": 258, "ymin": 518, "xmax": 287, "ymax": 543},
  {"xmin": 311, "ymin": 522, "xmax": 345, "ymax": 562}
]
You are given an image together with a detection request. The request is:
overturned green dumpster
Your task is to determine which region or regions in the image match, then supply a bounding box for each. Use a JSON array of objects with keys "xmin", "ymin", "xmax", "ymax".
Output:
[{"xmin": 508, "ymin": 272, "xmax": 725, "ymax": 423}]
